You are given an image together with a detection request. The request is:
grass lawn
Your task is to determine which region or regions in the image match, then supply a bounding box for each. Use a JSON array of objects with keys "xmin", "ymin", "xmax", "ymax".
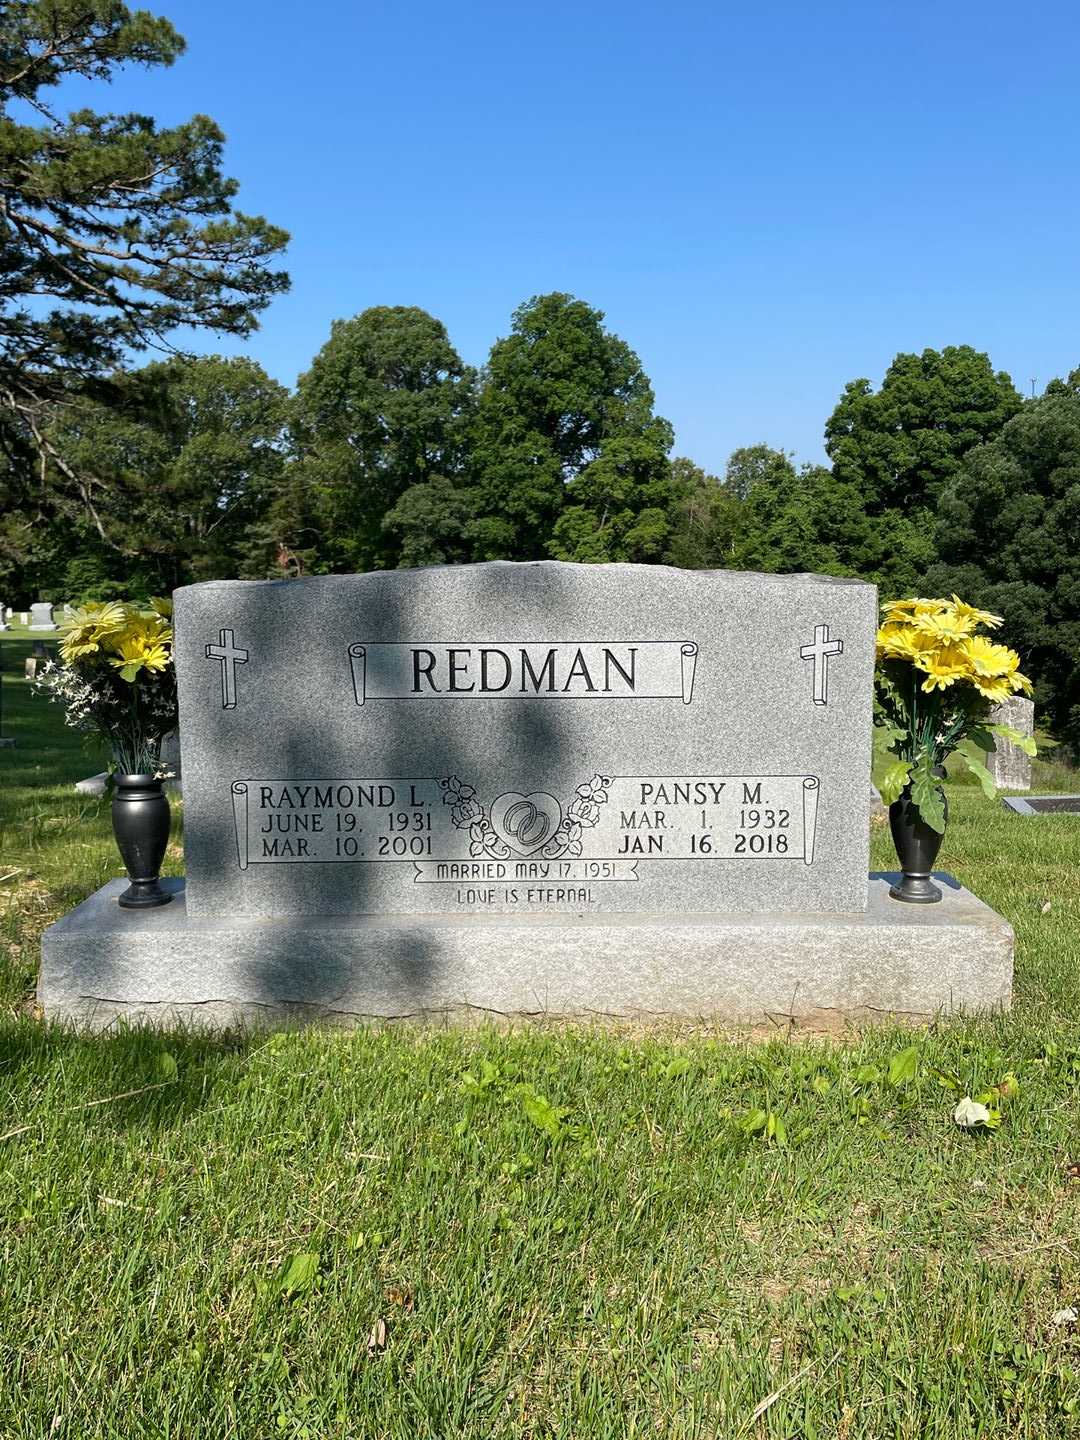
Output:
[{"xmin": 2, "ymin": 633, "xmax": 1080, "ymax": 1438}]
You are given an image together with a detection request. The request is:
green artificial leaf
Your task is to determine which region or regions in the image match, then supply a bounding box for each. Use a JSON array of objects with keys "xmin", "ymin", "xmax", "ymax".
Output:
[
  {"xmin": 872, "ymin": 720, "xmax": 905, "ymax": 757},
  {"xmin": 968, "ymin": 725, "xmax": 997, "ymax": 753},
  {"xmin": 988, "ymin": 723, "xmax": 1038, "ymax": 758},
  {"xmin": 156, "ymin": 1051, "xmax": 178, "ymax": 1081},
  {"xmin": 855, "ymin": 1064, "xmax": 882, "ymax": 1086},
  {"xmin": 887, "ymin": 1046, "xmax": 919, "ymax": 1086},
  {"xmin": 954, "ymin": 740, "xmax": 997, "ymax": 799},
  {"xmin": 875, "ymin": 759, "xmax": 912, "ymax": 806},
  {"xmin": 739, "ymin": 1108, "xmax": 768, "ymax": 1136},
  {"xmin": 664, "ymin": 1056, "xmax": 691, "ymax": 1080},
  {"xmin": 276, "ymin": 1251, "xmax": 320, "ymax": 1299},
  {"xmin": 909, "ymin": 752, "xmax": 947, "ymax": 834},
  {"xmin": 874, "ymin": 669, "xmax": 908, "ymax": 729}
]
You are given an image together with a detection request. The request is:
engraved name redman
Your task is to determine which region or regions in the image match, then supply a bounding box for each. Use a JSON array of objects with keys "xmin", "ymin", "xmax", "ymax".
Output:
[
  {"xmin": 411, "ymin": 644, "xmax": 636, "ymax": 694},
  {"xmin": 348, "ymin": 640, "xmax": 699, "ymax": 704}
]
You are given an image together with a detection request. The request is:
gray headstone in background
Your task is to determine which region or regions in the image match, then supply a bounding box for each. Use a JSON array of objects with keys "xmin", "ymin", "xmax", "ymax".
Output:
[
  {"xmin": 160, "ymin": 729, "xmax": 181, "ymax": 779},
  {"xmin": 24, "ymin": 657, "xmax": 38, "ymax": 681},
  {"xmin": 19, "ymin": 613, "xmax": 29, "ymax": 626},
  {"xmin": 174, "ymin": 562, "xmax": 877, "ymax": 921},
  {"xmin": 29, "ymin": 603, "xmax": 55, "ymax": 631},
  {"xmin": 0, "ymin": 604, "xmax": 7, "ymax": 632},
  {"xmin": 75, "ymin": 772, "xmax": 108, "ymax": 797},
  {"xmin": 988, "ymin": 695, "xmax": 1034, "ymax": 792}
]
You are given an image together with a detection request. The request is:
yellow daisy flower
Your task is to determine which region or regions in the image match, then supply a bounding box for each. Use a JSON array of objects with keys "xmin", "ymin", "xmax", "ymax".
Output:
[
  {"xmin": 109, "ymin": 634, "xmax": 170, "ymax": 682},
  {"xmin": 878, "ymin": 624, "xmax": 937, "ymax": 662},
  {"xmin": 971, "ymin": 674, "xmax": 1014, "ymax": 704},
  {"xmin": 963, "ymin": 635, "xmax": 1018, "ymax": 678},
  {"xmin": 912, "ymin": 607, "xmax": 976, "ymax": 644},
  {"xmin": 950, "ymin": 595, "xmax": 1003, "ymax": 630},
  {"xmin": 880, "ymin": 600, "xmax": 919, "ymax": 624},
  {"xmin": 915, "ymin": 644, "xmax": 972, "ymax": 692},
  {"xmin": 58, "ymin": 601, "xmax": 128, "ymax": 662}
]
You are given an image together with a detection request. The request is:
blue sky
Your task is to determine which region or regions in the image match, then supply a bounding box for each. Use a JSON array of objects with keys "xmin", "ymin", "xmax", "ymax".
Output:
[{"xmin": 57, "ymin": 0, "xmax": 1080, "ymax": 471}]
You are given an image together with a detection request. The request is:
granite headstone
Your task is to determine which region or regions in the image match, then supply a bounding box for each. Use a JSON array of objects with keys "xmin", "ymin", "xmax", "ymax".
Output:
[
  {"xmin": 40, "ymin": 562, "xmax": 1015, "ymax": 1027},
  {"xmin": 988, "ymin": 695, "xmax": 1034, "ymax": 792},
  {"xmin": 29, "ymin": 603, "xmax": 55, "ymax": 631},
  {"xmin": 174, "ymin": 564, "xmax": 876, "ymax": 919}
]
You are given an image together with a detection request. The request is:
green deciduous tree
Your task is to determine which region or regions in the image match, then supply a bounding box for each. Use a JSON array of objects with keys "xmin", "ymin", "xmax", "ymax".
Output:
[
  {"xmin": 926, "ymin": 374, "xmax": 1080, "ymax": 748},
  {"xmin": 44, "ymin": 355, "xmax": 290, "ymax": 591},
  {"xmin": 382, "ymin": 474, "xmax": 476, "ymax": 569},
  {"xmin": 549, "ymin": 419, "xmax": 675, "ymax": 563},
  {"xmin": 664, "ymin": 457, "xmax": 743, "ymax": 569},
  {"xmin": 469, "ymin": 294, "xmax": 674, "ymax": 562},
  {"xmin": 733, "ymin": 459, "xmax": 865, "ymax": 575},
  {"xmin": 825, "ymin": 346, "xmax": 1022, "ymax": 513},
  {"xmin": 729, "ymin": 456, "xmax": 937, "ymax": 590},
  {"xmin": 0, "ymin": 0, "xmax": 289, "ymax": 491},
  {"xmin": 723, "ymin": 444, "xmax": 795, "ymax": 502},
  {"xmin": 293, "ymin": 306, "xmax": 475, "ymax": 572}
]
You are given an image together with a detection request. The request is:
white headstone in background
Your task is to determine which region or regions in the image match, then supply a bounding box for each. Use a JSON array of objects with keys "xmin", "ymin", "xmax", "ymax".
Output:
[
  {"xmin": 988, "ymin": 695, "xmax": 1035, "ymax": 792},
  {"xmin": 29, "ymin": 603, "xmax": 56, "ymax": 631}
]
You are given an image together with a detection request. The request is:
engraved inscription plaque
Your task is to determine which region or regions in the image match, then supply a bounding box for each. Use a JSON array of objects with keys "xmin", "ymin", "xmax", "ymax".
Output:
[{"xmin": 173, "ymin": 562, "xmax": 876, "ymax": 918}]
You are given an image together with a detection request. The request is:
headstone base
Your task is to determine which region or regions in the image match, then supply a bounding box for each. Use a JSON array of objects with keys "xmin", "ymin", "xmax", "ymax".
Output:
[{"xmin": 40, "ymin": 874, "xmax": 1013, "ymax": 1031}]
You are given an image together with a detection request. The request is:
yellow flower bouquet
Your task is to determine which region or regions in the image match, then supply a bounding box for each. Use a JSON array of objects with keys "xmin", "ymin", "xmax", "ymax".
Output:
[
  {"xmin": 874, "ymin": 596, "xmax": 1035, "ymax": 836},
  {"xmin": 35, "ymin": 599, "xmax": 178, "ymax": 775}
]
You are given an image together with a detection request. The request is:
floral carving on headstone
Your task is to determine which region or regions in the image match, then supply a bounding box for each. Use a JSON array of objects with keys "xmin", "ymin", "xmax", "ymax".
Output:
[{"xmin": 439, "ymin": 772, "xmax": 611, "ymax": 860}]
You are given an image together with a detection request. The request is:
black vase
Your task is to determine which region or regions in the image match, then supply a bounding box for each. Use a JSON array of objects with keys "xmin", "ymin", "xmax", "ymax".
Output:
[
  {"xmin": 888, "ymin": 775, "xmax": 947, "ymax": 904},
  {"xmin": 111, "ymin": 773, "xmax": 172, "ymax": 909}
]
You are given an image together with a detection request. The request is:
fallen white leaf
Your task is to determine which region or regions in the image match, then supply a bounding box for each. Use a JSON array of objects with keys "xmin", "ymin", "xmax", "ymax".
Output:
[
  {"xmin": 1051, "ymin": 1307, "xmax": 1078, "ymax": 1327},
  {"xmin": 954, "ymin": 1097, "xmax": 992, "ymax": 1129}
]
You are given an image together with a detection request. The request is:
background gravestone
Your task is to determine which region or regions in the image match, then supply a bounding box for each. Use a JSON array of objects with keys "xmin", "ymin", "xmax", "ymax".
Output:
[
  {"xmin": 988, "ymin": 695, "xmax": 1034, "ymax": 792},
  {"xmin": 29, "ymin": 603, "xmax": 55, "ymax": 631}
]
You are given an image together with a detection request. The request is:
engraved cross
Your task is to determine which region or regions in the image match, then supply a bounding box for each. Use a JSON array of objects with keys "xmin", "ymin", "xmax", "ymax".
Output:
[
  {"xmin": 205, "ymin": 628, "xmax": 248, "ymax": 710},
  {"xmin": 799, "ymin": 624, "xmax": 843, "ymax": 706}
]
